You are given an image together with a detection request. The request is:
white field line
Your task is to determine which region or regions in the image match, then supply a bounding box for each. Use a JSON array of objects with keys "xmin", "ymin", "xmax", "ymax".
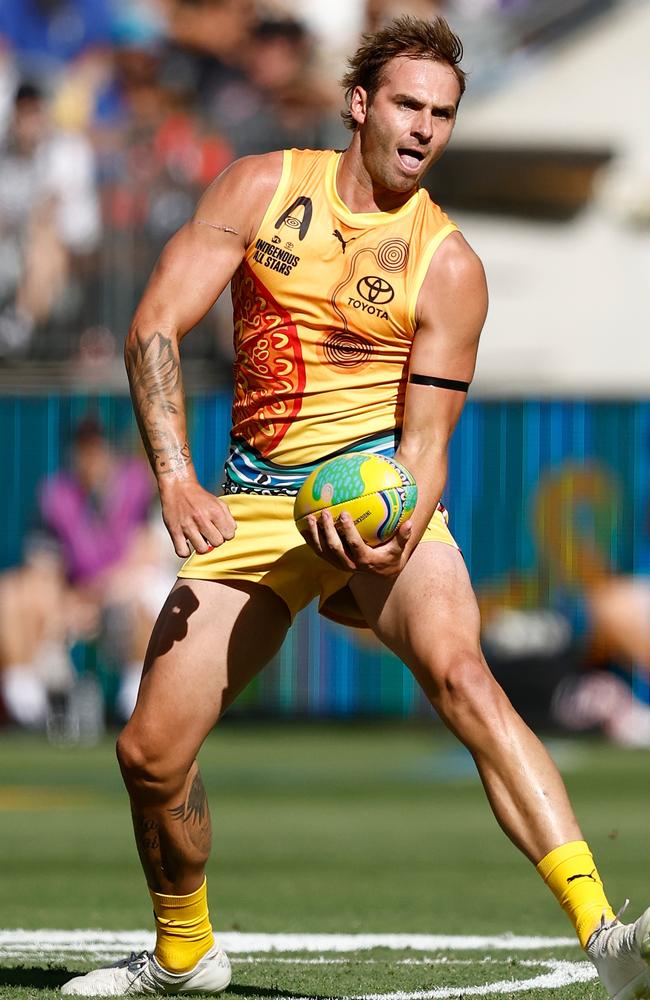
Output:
[
  {"xmin": 0, "ymin": 930, "xmax": 578, "ymax": 959},
  {"xmin": 330, "ymin": 960, "xmax": 597, "ymax": 999},
  {"xmin": 0, "ymin": 931, "xmax": 597, "ymax": 997},
  {"xmin": 230, "ymin": 958, "xmax": 553, "ymax": 967}
]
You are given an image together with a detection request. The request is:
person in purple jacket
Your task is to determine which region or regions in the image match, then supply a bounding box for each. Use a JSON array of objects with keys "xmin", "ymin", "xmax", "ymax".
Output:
[
  {"xmin": 0, "ymin": 415, "xmax": 171, "ymax": 729},
  {"xmin": 38, "ymin": 414, "xmax": 172, "ymax": 721},
  {"xmin": 39, "ymin": 415, "xmax": 154, "ymax": 587}
]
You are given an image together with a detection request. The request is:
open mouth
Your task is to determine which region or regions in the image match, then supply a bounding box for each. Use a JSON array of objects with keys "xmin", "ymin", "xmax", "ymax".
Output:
[{"xmin": 397, "ymin": 148, "xmax": 426, "ymax": 171}]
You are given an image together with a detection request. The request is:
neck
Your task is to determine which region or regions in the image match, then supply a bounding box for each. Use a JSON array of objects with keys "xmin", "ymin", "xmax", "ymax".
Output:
[{"xmin": 337, "ymin": 134, "xmax": 417, "ymax": 214}]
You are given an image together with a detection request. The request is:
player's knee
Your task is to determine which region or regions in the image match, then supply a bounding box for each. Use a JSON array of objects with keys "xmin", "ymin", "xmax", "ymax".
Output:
[
  {"xmin": 116, "ymin": 726, "xmax": 183, "ymax": 800},
  {"xmin": 434, "ymin": 653, "xmax": 506, "ymax": 732}
]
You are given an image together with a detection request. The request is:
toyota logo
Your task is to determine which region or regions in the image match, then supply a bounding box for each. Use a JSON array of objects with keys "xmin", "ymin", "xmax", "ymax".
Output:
[{"xmin": 356, "ymin": 276, "xmax": 395, "ymax": 305}]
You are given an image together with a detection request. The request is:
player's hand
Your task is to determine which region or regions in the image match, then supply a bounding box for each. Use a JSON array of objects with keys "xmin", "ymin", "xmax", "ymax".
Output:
[
  {"xmin": 159, "ymin": 479, "xmax": 236, "ymax": 557},
  {"xmin": 303, "ymin": 510, "xmax": 412, "ymax": 577}
]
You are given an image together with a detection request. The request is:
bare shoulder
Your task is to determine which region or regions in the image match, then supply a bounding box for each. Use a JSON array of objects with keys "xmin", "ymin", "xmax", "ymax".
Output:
[
  {"xmin": 192, "ymin": 151, "xmax": 285, "ymax": 245},
  {"xmin": 428, "ymin": 231, "xmax": 487, "ymax": 295},
  {"xmin": 416, "ymin": 230, "xmax": 488, "ymax": 332}
]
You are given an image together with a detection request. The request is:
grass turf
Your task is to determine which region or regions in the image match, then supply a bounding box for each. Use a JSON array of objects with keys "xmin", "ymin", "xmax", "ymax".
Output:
[{"xmin": 0, "ymin": 722, "xmax": 648, "ymax": 998}]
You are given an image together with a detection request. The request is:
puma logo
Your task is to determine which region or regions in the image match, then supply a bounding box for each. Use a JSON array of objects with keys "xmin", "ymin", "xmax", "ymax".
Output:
[
  {"xmin": 333, "ymin": 228, "xmax": 356, "ymax": 253},
  {"xmin": 567, "ymin": 870, "xmax": 598, "ymax": 884}
]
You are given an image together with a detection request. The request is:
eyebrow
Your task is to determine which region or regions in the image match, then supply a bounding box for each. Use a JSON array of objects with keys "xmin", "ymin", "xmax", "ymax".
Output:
[{"xmin": 392, "ymin": 93, "xmax": 457, "ymax": 116}]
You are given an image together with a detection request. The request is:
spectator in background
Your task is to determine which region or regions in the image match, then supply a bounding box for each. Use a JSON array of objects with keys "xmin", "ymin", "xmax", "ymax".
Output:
[
  {"xmin": 38, "ymin": 415, "xmax": 170, "ymax": 721},
  {"xmin": 208, "ymin": 16, "xmax": 336, "ymax": 157},
  {"xmin": 0, "ymin": 415, "xmax": 175, "ymax": 730},
  {"xmin": 0, "ymin": 533, "xmax": 76, "ymax": 728},
  {"xmin": 162, "ymin": 0, "xmax": 255, "ymax": 64},
  {"xmin": 0, "ymin": 81, "xmax": 100, "ymax": 357},
  {"xmin": 0, "ymin": 0, "xmax": 113, "ymax": 83},
  {"xmin": 365, "ymin": 0, "xmax": 447, "ymax": 34},
  {"xmin": 93, "ymin": 10, "xmax": 232, "ymax": 240},
  {"xmin": 562, "ymin": 571, "xmax": 650, "ymax": 746},
  {"xmin": 588, "ymin": 580, "xmax": 650, "ymax": 675},
  {"xmin": 271, "ymin": 0, "xmax": 364, "ymax": 77},
  {"xmin": 478, "ymin": 463, "xmax": 650, "ymax": 748},
  {"xmin": 39, "ymin": 415, "xmax": 154, "ymax": 591},
  {"xmin": 88, "ymin": 9, "xmax": 234, "ymax": 357}
]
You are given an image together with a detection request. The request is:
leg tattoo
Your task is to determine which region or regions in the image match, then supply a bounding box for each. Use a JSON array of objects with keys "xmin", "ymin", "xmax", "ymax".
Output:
[
  {"xmin": 169, "ymin": 768, "xmax": 212, "ymax": 856},
  {"xmin": 130, "ymin": 765, "xmax": 211, "ymax": 891}
]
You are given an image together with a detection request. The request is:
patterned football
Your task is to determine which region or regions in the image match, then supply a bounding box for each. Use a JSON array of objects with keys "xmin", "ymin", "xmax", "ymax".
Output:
[{"xmin": 293, "ymin": 453, "xmax": 417, "ymax": 547}]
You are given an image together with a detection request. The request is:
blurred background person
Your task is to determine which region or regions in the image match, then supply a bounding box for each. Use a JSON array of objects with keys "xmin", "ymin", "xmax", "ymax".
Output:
[
  {"xmin": 38, "ymin": 414, "xmax": 174, "ymax": 723},
  {"xmin": 206, "ymin": 16, "xmax": 337, "ymax": 157},
  {"xmin": 0, "ymin": 414, "xmax": 177, "ymax": 732},
  {"xmin": 477, "ymin": 460, "xmax": 650, "ymax": 749},
  {"xmin": 0, "ymin": 0, "xmax": 114, "ymax": 87},
  {"xmin": 0, "ymin": 80, "xmax": 100, "ymax": 358},
  {"xmin": 0, "ymin": 532, "xmax": 76, "ymax": 728}
]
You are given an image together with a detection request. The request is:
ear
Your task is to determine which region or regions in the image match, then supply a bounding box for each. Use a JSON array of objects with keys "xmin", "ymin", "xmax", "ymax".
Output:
[{"xmin": 349, "ymin": 85, "xmax": 368, "ymax": 127}]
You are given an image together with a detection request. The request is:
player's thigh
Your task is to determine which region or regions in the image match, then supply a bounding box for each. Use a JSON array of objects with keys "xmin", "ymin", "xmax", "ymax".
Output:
[
  {"xmin": 126, "ymin": 577, "xmax": 290, "ymax": 769},
  {"xmin": 348, "ymin": 541, "xmax": 483, "ymax": 692}
]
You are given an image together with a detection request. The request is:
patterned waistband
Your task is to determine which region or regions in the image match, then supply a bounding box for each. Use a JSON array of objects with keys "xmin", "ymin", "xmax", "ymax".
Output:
[
  {"xmin": 222, "ymin": 477, "xmax": 299, "ymax": 498},
  {"xmin": 224, "ymin": 431, "xmax": 401, "ymax": 497}
]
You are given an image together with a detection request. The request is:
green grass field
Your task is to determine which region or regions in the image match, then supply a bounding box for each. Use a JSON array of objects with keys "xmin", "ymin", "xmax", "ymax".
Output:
[{"xmin": 1, "ymin": 723, "xmax": 648, "ymax": 999}]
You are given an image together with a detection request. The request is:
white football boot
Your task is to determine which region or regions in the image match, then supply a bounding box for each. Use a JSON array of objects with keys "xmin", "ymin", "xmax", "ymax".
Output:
[
  {"xmin": 61, "ymin": 944, "xmax": 231, "ymax": 996},
  {"xmin": 587, "ymin": 906, "xmax": 650, "ymax": 1000}
]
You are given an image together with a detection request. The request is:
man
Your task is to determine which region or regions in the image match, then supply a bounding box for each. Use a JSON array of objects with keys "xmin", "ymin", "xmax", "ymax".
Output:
[
  {"xmin": 0, "ymin": 415, "xmax": 160, "ymax": 731},
  {"xmin": 0, "ymin": 81, "xmax": 100, "ymax": 357},
  {"xmin": 38, "ymin": 415, "xmax": 166, "ymax": 722},
  {"xmin": 62, "ymin": 16, "xmax": 650, "ymax": 1000}
]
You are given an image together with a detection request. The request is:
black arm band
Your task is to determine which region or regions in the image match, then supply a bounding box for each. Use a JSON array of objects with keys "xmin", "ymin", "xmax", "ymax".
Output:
[{"xmin": 409, "ymin": 373, "xmax": 470, "ymax": 392}]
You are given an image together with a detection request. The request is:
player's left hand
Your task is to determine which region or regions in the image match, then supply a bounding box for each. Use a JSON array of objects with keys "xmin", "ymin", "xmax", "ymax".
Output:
[{"xmin": 303, "ymin": 510, "xmax": 412, "ymax": 577}]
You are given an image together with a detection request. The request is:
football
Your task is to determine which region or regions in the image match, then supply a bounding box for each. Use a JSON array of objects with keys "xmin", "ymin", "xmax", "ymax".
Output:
[{"xmin": 293, "ymin": 452, "xmax": 417, "ymax": 547}]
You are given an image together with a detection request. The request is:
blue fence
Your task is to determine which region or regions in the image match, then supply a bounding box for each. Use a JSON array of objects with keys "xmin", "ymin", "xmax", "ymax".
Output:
[{"xmin": 3, "ymin": 394, "xmax": 649, "ymax": 717}]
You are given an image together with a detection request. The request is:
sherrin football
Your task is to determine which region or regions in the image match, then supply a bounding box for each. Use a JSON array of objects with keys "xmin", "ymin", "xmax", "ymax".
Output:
[{"xmin": 293, "ymin": 453, "xmax": 418, "ymax": 547}]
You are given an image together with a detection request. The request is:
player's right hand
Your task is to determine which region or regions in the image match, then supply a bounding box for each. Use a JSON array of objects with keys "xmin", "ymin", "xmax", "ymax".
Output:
[
  {"xmin": 158, "ymin": 479, "xmax": 236, "ymax": 557},
  {"xmin": 305, "ymin": 509, "xmax": 412, "ymax": 577}
]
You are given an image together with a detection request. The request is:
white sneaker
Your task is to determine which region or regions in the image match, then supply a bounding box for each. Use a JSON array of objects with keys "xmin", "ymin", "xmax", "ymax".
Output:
[
  {"xmin": 61, "ymin": 945, "xmax": 231, "ymax": 996},
  {"xmin": 587, "ymin": 908, "xmax": 650, "ymax": 999}
]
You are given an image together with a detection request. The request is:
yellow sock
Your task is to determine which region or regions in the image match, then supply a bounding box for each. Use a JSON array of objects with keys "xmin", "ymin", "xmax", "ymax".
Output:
[
  {"xmin": 150, "ymin": 878, "xmax": 214, "ymax": 974},
  {"xmin": 536, "ymin": 840, "xmax": 616, "ymax": 948}
]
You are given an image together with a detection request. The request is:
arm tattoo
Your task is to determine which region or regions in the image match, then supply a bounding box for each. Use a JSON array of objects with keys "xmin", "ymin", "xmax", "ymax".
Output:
[{"xmin": 125, "ymin": 330, "xmax": 192, "ymax": 478}]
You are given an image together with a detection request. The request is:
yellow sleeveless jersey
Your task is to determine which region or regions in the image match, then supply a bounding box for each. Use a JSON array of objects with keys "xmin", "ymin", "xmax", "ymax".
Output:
[{"xmin": 224, "ymin": 148, "xmax": 458, "ymax": 496}]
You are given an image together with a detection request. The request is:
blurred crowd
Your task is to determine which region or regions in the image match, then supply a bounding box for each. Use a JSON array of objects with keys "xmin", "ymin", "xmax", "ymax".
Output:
[{"xmin": 0, "ymin": 0, "xmax": 551, "ymax": 369}]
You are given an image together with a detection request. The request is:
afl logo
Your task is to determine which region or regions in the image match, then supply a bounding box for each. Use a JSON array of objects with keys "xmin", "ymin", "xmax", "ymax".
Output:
[
  {"xmin": 356, "ymin": 276, "xmax": 394, "ymax": 305},
  {"xmin": 274, "ymin": 196, "xmax": 313, "ymax": 241}
]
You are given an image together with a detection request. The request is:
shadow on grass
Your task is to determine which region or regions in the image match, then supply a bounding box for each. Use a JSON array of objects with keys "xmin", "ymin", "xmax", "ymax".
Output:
[
  {"xmin": 0, "ymin": 965, "xmax": 71, "ymax": 989},
  {"xmin": 0, "ymin": 969, "xmax": 335, "ymax": 998},
  {"xmin": 227, "ymin": 985, "xmax": 333, "ymax": 1000}
]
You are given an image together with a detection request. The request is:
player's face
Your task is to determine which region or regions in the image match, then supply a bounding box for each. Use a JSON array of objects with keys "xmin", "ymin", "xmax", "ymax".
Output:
[{"xmin": 354, "ymin": 56, "xmax": 460, "ymax": 195}]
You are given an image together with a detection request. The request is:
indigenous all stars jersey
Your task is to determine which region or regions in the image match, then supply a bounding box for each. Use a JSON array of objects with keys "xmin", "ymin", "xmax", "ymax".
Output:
[{"xmin": 224, "ymin": 148, "xmax": 458, "ymax": 496}]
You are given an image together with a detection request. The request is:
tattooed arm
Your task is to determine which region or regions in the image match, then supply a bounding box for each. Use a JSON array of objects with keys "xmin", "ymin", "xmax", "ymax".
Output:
[
  {"xmin": 125, "ymin": 152, "xmax": 283, "ymax": 556},
  {"xmin": 125, "ymin": 331, "xmax": 190, "ymax": 478}
]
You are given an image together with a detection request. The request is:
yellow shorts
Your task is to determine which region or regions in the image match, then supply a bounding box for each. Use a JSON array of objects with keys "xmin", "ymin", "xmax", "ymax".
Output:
[{"xmin": 178, "ymin": 493, "xmax": 458, "ymax": 628}]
